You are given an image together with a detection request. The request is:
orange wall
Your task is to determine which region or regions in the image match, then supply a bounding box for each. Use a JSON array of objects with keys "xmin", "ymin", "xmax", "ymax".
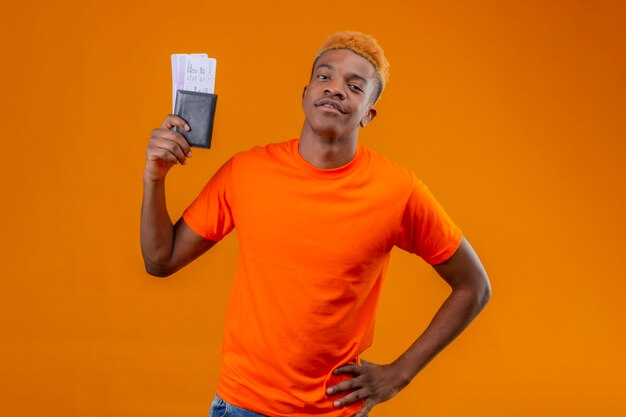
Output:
[{"xmin": 1, "ymin": 1, "xmax": 625, "ymax": 416}]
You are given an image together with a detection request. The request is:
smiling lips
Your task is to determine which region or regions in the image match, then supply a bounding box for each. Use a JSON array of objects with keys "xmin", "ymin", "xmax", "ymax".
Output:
[{"xmin": 315, "ymin": 99, "xmax": 346, "ymax": 114}]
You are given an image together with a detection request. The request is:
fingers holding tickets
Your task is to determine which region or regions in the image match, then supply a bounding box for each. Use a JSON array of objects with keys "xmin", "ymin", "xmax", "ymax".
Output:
[
  {"xmin": 160, "ymin": 114, "xmax": 191, "ymax": 132},
  {"xmin": 150, "ymin": 127, "xmax": 192, "ymax": 157},
  {"xmin": 144, "ymin": 114, "xmax": 193, "ymax": 182}
]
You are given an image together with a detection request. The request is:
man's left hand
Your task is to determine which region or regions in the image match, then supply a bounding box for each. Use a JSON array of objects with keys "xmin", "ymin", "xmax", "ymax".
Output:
[{"xmin": 326, "ymin": 359, "xmax": 410, "ymax": 417}]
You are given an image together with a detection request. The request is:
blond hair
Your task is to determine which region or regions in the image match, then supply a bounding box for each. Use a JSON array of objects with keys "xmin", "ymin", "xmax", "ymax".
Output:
[{"xmin": 314, "ymin": 31, "xmax": 390, "ymax": 102}]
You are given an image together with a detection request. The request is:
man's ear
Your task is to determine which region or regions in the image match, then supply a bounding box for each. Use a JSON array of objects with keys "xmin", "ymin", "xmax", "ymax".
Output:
[
  {"xmin": 359, "ymin": 107, "xmax": 377, "ymax": 128},
  {"xmin": 302, "ymin": 86, "xmax": 308, "ymax": 99}
]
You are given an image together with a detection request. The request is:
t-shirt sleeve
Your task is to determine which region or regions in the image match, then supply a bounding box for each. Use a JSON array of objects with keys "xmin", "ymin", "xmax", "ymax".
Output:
[
  {"xmin": 182, "ymin": 157, "xmax": 235, "ymax": 242},
  {"xmin": 395, "ymin": 175, "xmax": 463, "ymax": 265}
]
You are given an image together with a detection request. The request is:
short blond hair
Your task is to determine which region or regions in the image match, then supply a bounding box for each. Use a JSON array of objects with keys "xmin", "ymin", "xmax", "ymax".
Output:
[{"xmin": 314, "ymin": 31, "xmax": 390, "ymax": 102}]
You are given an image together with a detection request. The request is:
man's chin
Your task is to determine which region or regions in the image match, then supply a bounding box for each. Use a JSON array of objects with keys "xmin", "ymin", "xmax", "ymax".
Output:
[{"xmin": 308, "ymin": 121, "xmax": 357, "ymax": 141}]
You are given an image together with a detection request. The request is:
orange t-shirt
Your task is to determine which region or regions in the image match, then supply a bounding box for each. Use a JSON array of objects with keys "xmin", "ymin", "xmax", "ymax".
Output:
[{"xmin": 183, "ymin": 139, "xmax": 462, "ymax": 417}]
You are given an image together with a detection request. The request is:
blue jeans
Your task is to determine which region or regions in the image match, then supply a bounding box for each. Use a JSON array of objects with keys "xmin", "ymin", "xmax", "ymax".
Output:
[
  {"xmin": 208, "ymin": 394, "xmax": 368, "ymax": 417},
  {"xmin": 208, "ymin": 395, "xmax": 268, "ymax": 417}
]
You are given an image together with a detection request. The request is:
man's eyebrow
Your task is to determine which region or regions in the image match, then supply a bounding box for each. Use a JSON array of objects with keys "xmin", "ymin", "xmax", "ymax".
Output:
[
  {"xmin": 346, "ymin": 72, "xmax": 368, "ymax": 84},
  {"xmin": 315, "ymin": 63, "xmax": 335, "ymax": 72},
  {"xmin": 315, "ymin": 64, "xmax": 369, "ymax": 84}
]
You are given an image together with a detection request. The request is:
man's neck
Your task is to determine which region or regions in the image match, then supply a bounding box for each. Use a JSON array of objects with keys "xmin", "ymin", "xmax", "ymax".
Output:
[{"xmin": 298, "ymin": 125, "xmax": 358, "ymax": 169}]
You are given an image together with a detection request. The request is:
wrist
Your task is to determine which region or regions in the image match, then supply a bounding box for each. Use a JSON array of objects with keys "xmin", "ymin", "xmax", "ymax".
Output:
[
  {"xmin": 142, "ymin": 171, "xmax": 166, "ymax": 185},
  {"xmin": 390, "ymin": 356, "xmax": 419, "ymax": 387}
]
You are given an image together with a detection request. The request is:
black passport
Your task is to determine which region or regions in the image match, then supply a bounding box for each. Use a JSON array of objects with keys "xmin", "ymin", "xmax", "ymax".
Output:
[{"xmin": 173, "ymin": 90, "xmax": 218, "ymax": 149}]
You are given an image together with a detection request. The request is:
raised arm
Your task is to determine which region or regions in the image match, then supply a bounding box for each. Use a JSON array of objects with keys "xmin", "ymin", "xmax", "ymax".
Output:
[
  {"xmin": 140, "ymin": 114, "xmax": 216, "ymax": 277},
  {"xmin": 328, "ymin": 237, "xmax": 491, "ymax": 416}
]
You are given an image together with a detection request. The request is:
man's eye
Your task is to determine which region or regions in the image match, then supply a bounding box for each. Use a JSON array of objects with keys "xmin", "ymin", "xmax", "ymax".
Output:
[
  {"xmin": 317, "ymin": 74, "xmax": 329, "ymax": 80},
  {"xmin": 349, "ymin": 84, "xmax": 363, "ymax": 92}
]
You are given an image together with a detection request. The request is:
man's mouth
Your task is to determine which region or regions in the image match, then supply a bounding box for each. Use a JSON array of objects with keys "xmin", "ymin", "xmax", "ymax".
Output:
[{"xmin": 315, "ymin": 99, "xmax": 346, "ymax": 114}]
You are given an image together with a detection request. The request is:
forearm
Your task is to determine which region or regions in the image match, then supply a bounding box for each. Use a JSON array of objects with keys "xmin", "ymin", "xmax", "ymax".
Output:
[
  {"xmin": 140, "ymin": 177, "xmax": 175, "ymax": 274},
  {"xmin": 392, "ymin": 282, "xmax": 490, "ymax": 383}
]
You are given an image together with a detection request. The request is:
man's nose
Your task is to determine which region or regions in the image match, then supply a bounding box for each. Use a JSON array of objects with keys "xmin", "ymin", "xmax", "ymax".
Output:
[{"xmin": 324, "ymin": 81, "xmax": 345, "ymax": 99}]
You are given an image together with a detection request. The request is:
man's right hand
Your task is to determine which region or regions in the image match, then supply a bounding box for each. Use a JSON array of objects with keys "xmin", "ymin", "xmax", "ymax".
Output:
[
  {"xmin": 140, "ymin": 114, "xmax": 216, "ymax": 277},
  {"xmin": 144, "ymin": 114, "xmax": 193, "ymax": 182}
]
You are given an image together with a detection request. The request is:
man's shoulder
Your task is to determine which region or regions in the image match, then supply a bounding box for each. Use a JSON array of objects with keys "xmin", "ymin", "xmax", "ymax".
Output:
[
  {"xmin": 361, "ymin": 146, "xmax": 417, "ymax": 184},
  {"xmin": 224, "ymin": 140, "xmax": 298, "ymax": 183},
  {"xmin": 231, "ymin": 139, "xmax": 296, "ymax": 164}
]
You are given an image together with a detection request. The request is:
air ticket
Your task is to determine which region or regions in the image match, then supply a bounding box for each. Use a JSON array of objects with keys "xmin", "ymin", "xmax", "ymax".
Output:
[{"xmin": 171, "ymin": 53, "xmax": 217, "ymax": 111}]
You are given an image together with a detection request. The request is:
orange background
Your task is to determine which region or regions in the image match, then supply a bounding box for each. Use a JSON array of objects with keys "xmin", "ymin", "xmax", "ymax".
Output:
[{"xmin": 1, "ymin": 1, "xmax": 625, "ymax": 416}]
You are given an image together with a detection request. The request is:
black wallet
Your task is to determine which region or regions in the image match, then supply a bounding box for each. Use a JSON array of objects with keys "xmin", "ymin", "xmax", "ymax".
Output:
[{"xmin": 173, "ymin": 90, "xmax": 218, "ymax": 148}]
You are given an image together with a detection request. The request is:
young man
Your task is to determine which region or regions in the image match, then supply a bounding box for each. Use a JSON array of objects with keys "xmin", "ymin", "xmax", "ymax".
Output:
[{"xmin": 141, "ymin": 32, "xmax": 491, "ymax": 417}]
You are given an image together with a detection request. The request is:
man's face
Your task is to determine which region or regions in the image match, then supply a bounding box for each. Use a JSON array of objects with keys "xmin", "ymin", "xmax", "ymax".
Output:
[{"xmin": 302, "ymin": 49, "xmax": 378, "ymax": 140}]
